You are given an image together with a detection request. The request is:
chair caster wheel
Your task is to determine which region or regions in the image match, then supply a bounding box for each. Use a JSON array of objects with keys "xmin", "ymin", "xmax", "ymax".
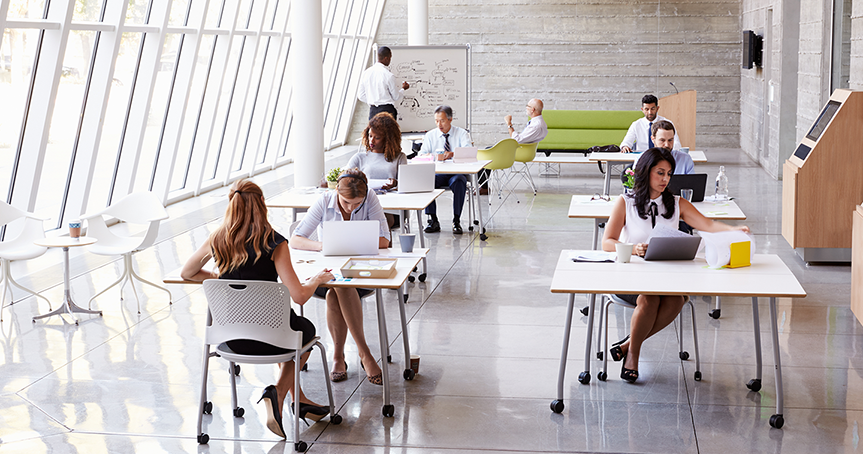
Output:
[
  {"xmin": 694, "ymin": 371, "xmax": 702, "ymax": 381},
  {"xmin": 746, "ymin": 378, "xmax": 762, "ymax": 392},
  {"xmin": 480, "ymin": 233, "xmax": 488, "ymax": 241},
  {"xmin": 404, "ymin": 294, "xmax": 409, "ymax": 302},
  {"xmin": 302, "ymin": 362, "xmax": 308, "ymax": 372},
  {"xmin": 596, "ymin": 351, "xmax": 603, "ymax": 360},
  {"xmin": 408, "ymin": 275, "xmax": 415, "ymax": 283},
  {"xmin": 403, "ymin": 368, "xmax": 415, "ymax": 380},
  {"xmin": 197, "ymin": 433, "xmax": 209, "ymax": 444},
  {"xmin": 769, "ymin": 414, "xmax": 784, "ymax": 428},
  {"xmin": 418, "ymin": 273, "xmax": 426, "ymax": 282},
  {"xmin": 550, "ymin": 399, "xmax": 565, "ymax": 413},
  {"xmin": 709, "ymin": 309, "xmax": 721, "ymax": 319},
  {"xmin": 203, "ymin": 401, "xmax": 213, "ymax": 414},
  {"xmin": 382, "ymin": 404, "xmax": 394, "ymax": 417},
  {"xmin": 294, "ymin": 440, "xmax": 307, "ymax": 452},
  {"xmin": 679, "ymin": 351, "xmax": 689, "ymax": 360},
  {"xmin": 231, "ymin": 364, "xmax": 241, "ymax": 375},
  {"xmin": 473, "ymin": 220, "xmax": 479, "ymax": 225},
  {"xmin": 598, "ymin": 371, "xmax": 607, "ymax": 381},
  {"xmin": 578, "ymin": 371, "xmax": 590, "ymax": 384},
  {"xmin": 233, "ymin": 407, "xmax": 244, "ymax": 417},
  {"xmin": 387, "ymin": 355, "xmax": 392, "ymax": 363},
  {"xmin": 580, "ymin": 306, "xmax": 589, "ymax": 316},
  {"xmin": 331, "ymin": 414, "xmax": 342, "ymax": 424}
]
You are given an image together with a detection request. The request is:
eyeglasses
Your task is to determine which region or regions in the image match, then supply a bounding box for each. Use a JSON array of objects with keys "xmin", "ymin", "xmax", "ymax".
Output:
[
  {"xmin": 295, "ymin": 259, "xmax": 316, "ymax": 264},
  {"xmin": 590, "ymin": 193, "xmax": 610, "ymax": 202}
]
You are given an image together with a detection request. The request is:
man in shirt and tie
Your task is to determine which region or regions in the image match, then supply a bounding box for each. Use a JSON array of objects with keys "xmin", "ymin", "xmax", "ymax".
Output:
[
  {"xmin": 357, "ymin": 46, "xmax": 410, "ymax": 120},
  {"xmin": 504, "ymin": 98, "xmax": 548, "ymax": 143},
  {"xmin": 620, "ymin": 94, "xmax": 681, "ymax": 153},
  {"xmin": 419, "ymin": 105, "xmax": 472, "ymax": 234}
]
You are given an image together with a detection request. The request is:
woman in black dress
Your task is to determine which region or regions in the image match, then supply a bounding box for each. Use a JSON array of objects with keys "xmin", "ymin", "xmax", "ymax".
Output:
[{"xmin": 182, "ymin": 179, "xmax": 334, "ymax": 438}]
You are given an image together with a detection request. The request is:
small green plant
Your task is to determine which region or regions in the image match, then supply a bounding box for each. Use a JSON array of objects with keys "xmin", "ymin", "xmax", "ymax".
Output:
[
  {"xmin": 326, "ymin": 167, "xmax": 341, "ymax": 182},
  {"xmin": 623, "ymin": 167, "xmax": 635, "ymax": 189}
]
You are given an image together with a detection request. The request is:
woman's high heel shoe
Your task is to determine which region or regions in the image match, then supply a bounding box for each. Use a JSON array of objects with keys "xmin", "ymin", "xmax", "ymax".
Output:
[
  {"xmin": 361, "ymin": 358, "xmax": 383, "ymax": 386},
  {"xmin": 291, "ymin": 402, "xmax": 329, "ymax": 426},
  {"xmin": 257, "ymin": 385, "xmax": 286, "ymax": 438},
  {"xmin": 330, "ymin": 359, "xmax": 348, "ymax": 383},
  {"xmin": 609, "ymin": 335, "xmax": 630, "ymax": 362},
  {"xmin": 620, "ymin": 354, "xmax": 639, "ymax": 383}
]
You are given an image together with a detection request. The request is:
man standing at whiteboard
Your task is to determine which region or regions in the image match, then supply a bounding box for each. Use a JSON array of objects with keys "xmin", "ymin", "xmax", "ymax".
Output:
[{"xmin": 357, "ymin": 46, "xmax": 410, "ymax": 120}]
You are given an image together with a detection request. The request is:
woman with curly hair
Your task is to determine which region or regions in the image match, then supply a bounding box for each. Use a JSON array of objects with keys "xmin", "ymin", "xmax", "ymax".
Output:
[
  {"xmin": 601, "ymin": 148, "xmax": 749, "ymax": 384},
  {"xmin": 347, "ymin": 112, "xmax": 407, "ymax": 191}
]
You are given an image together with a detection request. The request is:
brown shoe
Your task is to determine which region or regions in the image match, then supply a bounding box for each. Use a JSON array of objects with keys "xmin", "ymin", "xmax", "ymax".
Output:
[{"xmin": 479, "ymin": 187, "xmax": 489, "ymax": 196}]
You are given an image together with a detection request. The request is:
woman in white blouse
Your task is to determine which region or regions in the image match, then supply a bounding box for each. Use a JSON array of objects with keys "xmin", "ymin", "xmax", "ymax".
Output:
[
  {"xmin": 602, "ymin": 148, "xmax": 749, "ymax": 383},
  {"xmin": 291, "ymin": 168, "xmax": 389, "ymax": 386}
]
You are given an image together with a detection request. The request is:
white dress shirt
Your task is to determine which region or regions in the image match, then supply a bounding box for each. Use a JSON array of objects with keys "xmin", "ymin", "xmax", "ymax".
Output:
[
  {"xmin": 357, "ymin": 62, "xmax": 404, "ymax": 107},
  {"xmin": 293, "ymin": 188, "xmax": 390, "ymax": 241},
  {"xmin": 621, "ymin": 194, "xmax": 680, "ymax": 244},
  {"xmin": 419, "ymin": 126, "xmax": 472, "ymax": 154},
  {"xmin": 620, "ymin": 115, "xmax": 683, "ymax": 152},
  {"xmin": 511, "ymin": 115, "xmax": 548, "ymax": 144}
]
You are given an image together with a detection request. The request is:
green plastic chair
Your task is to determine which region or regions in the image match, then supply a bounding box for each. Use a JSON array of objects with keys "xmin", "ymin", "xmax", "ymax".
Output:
[
  {"xmin": 477, "ymin": 138, "xmax": 518, "ymax": 204},
  {"xmin": 510, "ymin": 142, "xmax": 539, "ymax": 195}
]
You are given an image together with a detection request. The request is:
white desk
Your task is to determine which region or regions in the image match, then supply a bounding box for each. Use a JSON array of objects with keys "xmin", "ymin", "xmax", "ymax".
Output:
[
  {"xmin": 532, "ymin": 155, "xmax": 594, "ymax": 177},
  {"xmin": 567, "ymin": 194, "xmax": 747, "ymax": 249},
  {"xmin": 548, "ymin": 251, "xmax": 806, "ymax": 429},
  {"xmin": 589, "ymin": 151, "xmax": 708, "ymax": 195},
  {"xmin": 32, "ymin": 236, "xmax": 103, "ymax": 324},
  {"xmin": 267, "ymin": 188, "xmax": 443, "ymax": 281},
  {"xmin": 434, "ymin": 160, "xmax": 492, "ymax": 241},
  {"xmin": 164, "ymin": 248, "xmax": 427, "ymax": 419}
]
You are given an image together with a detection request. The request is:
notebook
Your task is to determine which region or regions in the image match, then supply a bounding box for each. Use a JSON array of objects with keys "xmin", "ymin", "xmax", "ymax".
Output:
[
  {"xmin": 667, "ymin": 173, "xmax": 708, "ymax": 202},
  {"xmin": 643, "ymin": 236, "xmax": 702, "ymax": 261},
  {"xmin": 452, "ymin": 146, "xmax": 478, "ymax": 163},
  {"xmin": 321, "ymin": 220, "xmax": 380, "ymax": 256},
  {"xmin": 397, "ymin": 163, "xmax": 435, "ymax": 193}
]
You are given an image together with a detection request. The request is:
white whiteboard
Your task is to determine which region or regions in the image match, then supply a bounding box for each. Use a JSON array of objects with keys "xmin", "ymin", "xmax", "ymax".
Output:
[{"xmin": 381, "ymin": 45, "xmax": 471, "ymax": 133}]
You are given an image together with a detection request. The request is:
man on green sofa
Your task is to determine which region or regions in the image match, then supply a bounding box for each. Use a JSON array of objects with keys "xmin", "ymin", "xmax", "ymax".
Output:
[{"xmin": 620, "ymin": 94, "xmax": 681, "ymax": 153}]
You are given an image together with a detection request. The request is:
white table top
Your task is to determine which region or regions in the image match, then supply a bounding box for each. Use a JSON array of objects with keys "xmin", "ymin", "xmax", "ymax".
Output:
[
  {"xmin": 290, "ymin": 248, "xmax": 428, "ymax": 290},
  {"xmin": 433, "ymin": 160, "xmax": 492, "ymax": 174},
  {"xmin": 34, "ymin": 236, "xmax": 97, "ymax": 248},
  {"xmin": 267, "ymin": 188, "xmax": 444, "ymax": 211},
  {"xmin": 533, "ymin": 155, "xmax": 592, "ymax": 164},
  {"xmin": 589, "ymin": 150, "xmax": 707, "ymax": 163},
  {"xmin": 550, "ymin": 250, "xmax": 806, "ymax": 298},
  {"xmin": 567, "ymin": 194, "xmax": 747, "ymax": 220}
]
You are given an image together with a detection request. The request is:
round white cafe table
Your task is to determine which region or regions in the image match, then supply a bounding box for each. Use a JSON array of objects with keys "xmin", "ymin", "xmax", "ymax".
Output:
[{"xmin": 32, "ymin": 236, "xmax": 102, "ymax": 324}]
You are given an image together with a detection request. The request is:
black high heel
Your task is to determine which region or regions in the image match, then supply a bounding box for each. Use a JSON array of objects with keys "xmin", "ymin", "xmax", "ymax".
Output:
[
  {"xmin": 257, "ymin": 385, "xmax": 286, "ymax": 438},
  {"xmin": 291, "ymin": 402, "xmax": 329, "ymax": 426},
  {"xmin": 620, "ymin": 353, "xmax": 639, "ymax": 383},
  {"xmin": 609, "ymin": 335, "xmax": 630, "ymax": 362}
]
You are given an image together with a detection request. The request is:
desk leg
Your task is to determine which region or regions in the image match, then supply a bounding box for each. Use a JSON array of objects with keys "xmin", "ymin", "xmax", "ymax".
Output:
[
  {"xmin": 375, "ymin": 290, "xmax": 394, "ymax": 417},
  {"xmin": 415, "ymin": 209, "xmax": 427, "ymax": 282},
  {"xmin": 471, "ymin": 174, "xmax": 487, "ymax": 241},
  {"xmin": 33, "ymin": 247, "xmax": 103, "ymax": 325},
  {"xmin": 396, "ymin": 287, "xmax": 414, "ymax": 380},
  {"xmin": 592, "ymin": 219, "xmax": 601, "ymax": 250},
  {"xmin": 768, "ymin": 296, "xmax": 785, "ymax": 428},
  {"xmin": 746, "ymin": 297, "xmax": 763, "ymax": 393},
  {"xmin": 552, "ymin": 294, "xmax": 576, "ymax": 413},
  {"xmin": 603, "ymin": 161, "xmax": 611, "ymax": 196}
]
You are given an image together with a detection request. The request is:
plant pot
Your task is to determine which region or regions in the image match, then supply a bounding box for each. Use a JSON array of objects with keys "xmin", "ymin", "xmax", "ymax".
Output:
[{"xmin": 327, "ymin": 181, "xmax": 337, "ymax": 189}]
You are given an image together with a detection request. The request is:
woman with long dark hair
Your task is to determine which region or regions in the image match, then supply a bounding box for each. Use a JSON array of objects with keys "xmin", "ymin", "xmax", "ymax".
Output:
[
  {"xmin": 602, "ymin": 148, "xmax": 749, "ymax": 383},
  {"xmin": 181, "ymin": 179, "xmax": 334, "ymax": 438}
]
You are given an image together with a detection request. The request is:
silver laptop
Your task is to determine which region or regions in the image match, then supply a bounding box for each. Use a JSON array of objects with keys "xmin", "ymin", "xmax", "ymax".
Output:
[
  {"xmin": 644, "ymin": 236, "xmax": 702, "ymax": 261},
  {"xmin": 321, "ymin": 220, "xmax": 380, "ymax": 256},
  {"xmin": 453, "ymin": 146, "xmax": 478, "ymax": 163},
  {"xmin": 397, "ymin": 163, "xmax": 435, "ymax": 193}
]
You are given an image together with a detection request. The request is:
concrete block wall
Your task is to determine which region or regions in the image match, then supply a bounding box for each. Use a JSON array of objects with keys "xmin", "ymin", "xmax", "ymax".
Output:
[
  {"xmin": 850, "ymin": 1, "xmax": 863, "ymax": 89},
  {"xmin": 349, "ymin": 0, "xmax": 742, "ymax": 149}
]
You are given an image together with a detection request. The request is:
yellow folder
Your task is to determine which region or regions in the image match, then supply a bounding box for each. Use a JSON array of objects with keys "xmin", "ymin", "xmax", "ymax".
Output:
[{"xmin": 725, "ymin": 241, "xmax": 751, "ymax": 268}]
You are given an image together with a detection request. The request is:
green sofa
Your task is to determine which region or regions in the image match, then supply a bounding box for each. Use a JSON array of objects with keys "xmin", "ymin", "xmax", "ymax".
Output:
[{"xmin": 538, "ymin": 110, "xmax": 643, "ymax": 155}]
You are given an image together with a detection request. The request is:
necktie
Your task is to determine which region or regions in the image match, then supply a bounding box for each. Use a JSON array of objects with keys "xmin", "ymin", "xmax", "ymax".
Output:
[
  {"xmin": 648, "ymin": 122, "xmax": 654, "ymax": 148},
  {"xmin": 444, "ymin": 133, "xmax": 451, "ymax": 152},
  {"xmin": 649, "ymin": 201, "xmax": 658, "ymax": 228}
]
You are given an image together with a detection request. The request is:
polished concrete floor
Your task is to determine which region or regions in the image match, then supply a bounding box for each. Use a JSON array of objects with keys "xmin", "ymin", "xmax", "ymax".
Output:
[{"xmin": 0, "ymin": 147, "xmax": 860, "ymax": 453}]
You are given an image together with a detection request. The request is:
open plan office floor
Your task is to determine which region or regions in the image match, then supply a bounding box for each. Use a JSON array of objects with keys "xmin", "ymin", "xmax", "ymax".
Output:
[{"xmin": 0, "ymin": 147, "xmax": 860, "ymax": 453}]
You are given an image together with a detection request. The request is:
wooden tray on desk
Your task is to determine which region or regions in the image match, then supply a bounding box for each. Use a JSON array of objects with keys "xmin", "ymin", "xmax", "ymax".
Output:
[{"xmin": 340, "ymin": 258, "xmax": 397, "ymax": 278}]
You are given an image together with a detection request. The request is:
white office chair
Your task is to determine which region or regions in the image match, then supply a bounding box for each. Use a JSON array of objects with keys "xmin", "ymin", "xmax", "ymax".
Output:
[
  {"xmin": 197, "ymin": 279, "xmax": 341, "ymax": 451},
  {"xmin": 596, "ymin": 294, "xmax": 701, "ymax": 382},
  {"xmin": 0, "ymin": 201, "xmax": 52, "ymax": 321},
  {"xmin": 82, "ymin": 192, "xmax": 172, "ymax": 313}
]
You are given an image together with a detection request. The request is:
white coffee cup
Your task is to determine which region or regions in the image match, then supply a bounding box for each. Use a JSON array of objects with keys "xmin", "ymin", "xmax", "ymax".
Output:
[{"xmin": 615, "ymin": 243, "xmax": 633, "ymax": 263}]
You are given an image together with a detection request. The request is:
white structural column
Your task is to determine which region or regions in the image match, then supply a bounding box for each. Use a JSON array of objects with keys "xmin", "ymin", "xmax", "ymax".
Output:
[
  {"xmin": 408, "ymin": 0, "xmax": 428, "ymax": 45},
  {"xmin": 290, "ymin": 0, "xmax": 324, "ymax": 187}
]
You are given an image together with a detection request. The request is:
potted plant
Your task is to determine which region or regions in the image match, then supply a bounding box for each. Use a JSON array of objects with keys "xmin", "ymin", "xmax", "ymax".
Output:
[
  {"xmin": 326, "ymin": 167, "xmax": 341, "ymax": 189},
  {"xmin": 622, "ymin": 167, "xmax": 635, "ymax": 193}
]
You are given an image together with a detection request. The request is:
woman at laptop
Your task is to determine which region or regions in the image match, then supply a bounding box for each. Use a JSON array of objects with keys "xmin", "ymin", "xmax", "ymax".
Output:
[
  {"xmin": 346, "ymin": 112, "xmax": 407, "ymax": 229},
  {"xmin": 291, "ymin": 168, "xmax": 390, "ymax": 386},
  {"xmin": 601, "ymin": 148, "xmax": 749, "ymax": 384},
  {"xmin": 181, "ymin": 179, "xmax": 335, "ymax": 438}
]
